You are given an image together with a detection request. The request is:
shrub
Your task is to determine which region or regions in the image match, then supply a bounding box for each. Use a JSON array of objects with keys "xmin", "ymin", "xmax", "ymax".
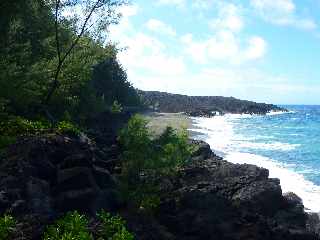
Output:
[
  {"xmin": 0, "ymin": 214, "xmax": 16, "ymax": 240},
  {"xmin": 0, "ymin": 116, "xmax": 48, "ymax": 137},
  {"xmin": 56, "ymin": 121, "xmax": 81, "ymax": 136},
  {"xmin": 152, "ymin": 126, "xmax": 192, "ymax": 175},
  {"xmin": 97, "ymin": 210, "xmax": 134, "ymax": 240},
  {"xmin": 119, "ymin": 115, "xmax": 192, "ymax": 210},
  {"xmin": 43, "ymin": 211, "xmax": 93, "ymax": 240},
  {"xmin": 119, "ymin": 115, "xmax": 152, "ymax": 183},
  {"xmin": 0, "ymin": 116, "xmax": 49, "ymax": 151},
  {"xmin": 111, "ymin": 100, "xmax": 123, "ymax": 113}
]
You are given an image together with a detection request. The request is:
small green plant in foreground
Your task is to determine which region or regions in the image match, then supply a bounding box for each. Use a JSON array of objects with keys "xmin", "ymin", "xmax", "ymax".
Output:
[
  {"xmin": 119, "ymin": 115, "xmax": 193, "ymax": 210},
  {"xmin": 0, "ymin": 116, "xmax": 49, "ymax": 136},
  {"xmin": 97, "ymin": 210, "xmax": 134, "ymax": 240},
  {"xmin": 111, "ymin": 100, "xmax": 123, "ymax": 113},
  {"xmin": 56, "ymin": 121, "xmax": 81, "ymax": 136},
  {"xmin": 0, "ymin": 214, "xmax": 16, "ymax": 240},
  {"xmin": 43, "ymin": 211, "xmax": 134, "ymax": 240},
  {"xmin": 43, "ymin": 211, "xmax": 93, "ymax": 240}
]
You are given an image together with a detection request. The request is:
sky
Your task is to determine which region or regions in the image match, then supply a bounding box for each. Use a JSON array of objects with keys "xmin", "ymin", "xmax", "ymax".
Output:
[{"xmin": 108, "ymin": 0, "xmax": 320, "ymax": 104}]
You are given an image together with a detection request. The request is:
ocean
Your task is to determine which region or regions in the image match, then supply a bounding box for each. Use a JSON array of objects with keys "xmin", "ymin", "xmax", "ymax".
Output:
[{"xmin": 190, "ymin": 105, "xmax": 320, "ymax": 212}]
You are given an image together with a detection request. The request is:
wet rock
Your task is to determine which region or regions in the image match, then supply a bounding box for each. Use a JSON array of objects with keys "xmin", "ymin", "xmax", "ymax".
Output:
[
  {"xmin": 55, "ymin": 188, "xmax": 98, "ymax": 213},
  {"xmin": 56, "ymin": 167, "xmax": 99, "ymax": 192},
  {"xmin": 26, "ymin": 177, "xmax": 52, "ymax": 215}
]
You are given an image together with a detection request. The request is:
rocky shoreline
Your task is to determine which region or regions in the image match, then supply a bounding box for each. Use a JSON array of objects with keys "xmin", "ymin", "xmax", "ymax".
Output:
[
  {"xmin": 139, "ymin": 90, "xmax": 287, "ymax": 116},
  {"xmin": 0, "ymin": 125, "xmax": 319, "ymax": 239}
]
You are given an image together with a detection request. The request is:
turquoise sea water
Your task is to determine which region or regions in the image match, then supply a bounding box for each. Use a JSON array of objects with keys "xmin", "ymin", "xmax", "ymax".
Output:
[{"xmin": 191, "ymin": 105, "xmax": 320, "ymax": 212}]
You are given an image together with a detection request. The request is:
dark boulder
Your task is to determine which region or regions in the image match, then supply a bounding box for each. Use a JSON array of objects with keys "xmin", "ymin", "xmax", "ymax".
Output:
[{"xmin": 0, "ymin": 133, "xmax": 121, "ymax": 219}]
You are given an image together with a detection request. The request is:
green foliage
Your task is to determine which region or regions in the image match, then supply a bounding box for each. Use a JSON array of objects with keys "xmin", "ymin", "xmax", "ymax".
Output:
[
  {"xmin": 43, "ymin": 211, "xmax": 93, "ymax": 240},
  {"xmin": 0, "ymin": 214, "xmax": 16, "ymax": 240},
  {"xmin": 0, "ymin": 116, "xmax": 48, "ymax": 136},
  {"xmin": 153, "ymin": 126, "xmax": 192, "ymax": 175},
  {"xmin": 119, "ymin": 115, "xmax": 152, "ymax": 182},
  {"xmin": 111, "ymin": 100, "xmax": 123, "ymax": 113},
  {"xmin": 92, "ymin": 53, "xmax": 141, "ymax": 108},
  {"xmin": 97, "ymin": 211, "xmax": 134, "ymax": 240},
  {"xmin": 119, "ymin": 116, "xmax": 191, "ymax": 179},
  {"xmin": 56, "ymin": 121, "xmax": 81, "ymax": 136},
  {"xmin": 119, "ymin": 115, "xmax": 192, "ymax": 210},
  {"xmin": 0, "ymin": 116, "xmax": 49, "ymax": 151},
  {"xmin": 0, "ymin": 1, "xmax": 140, "ymax": 123}
]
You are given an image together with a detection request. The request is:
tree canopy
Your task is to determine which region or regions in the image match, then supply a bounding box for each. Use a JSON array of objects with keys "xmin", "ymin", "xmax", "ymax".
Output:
[{"xmin": 0, "ymin": 0, "xmax": 141, "ymax": 123}]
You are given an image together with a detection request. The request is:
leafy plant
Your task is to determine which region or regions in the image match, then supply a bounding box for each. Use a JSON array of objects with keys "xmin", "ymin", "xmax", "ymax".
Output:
[
  {"xmin": 0, "ymin": 214, "xmax": 16, "ymax": 240},
  {"xmin": 56, "ymin": 121, "xmax": 81, "ymax": 136},
  {"xmin": 0, "ymin": 116, "xmax": 48, "ymax": 137},
  {"xmin": 43, "ymin": 211, "xmax": 93, "ymax": 240},
  {"xmin": 0, "ymin": 116, "xmax": 50, "ymax": 151},
  {"xmin": 97, "ymin": 210, "xmax": 134, "ymax": 240},
  {"xmin": 119, "ymin": 115, "xmax": 192, "ymax": 210},
  {"xmin": 119, "ymin": 115, "xmax": 152, "ymax": 183},
  {"xmin": 111, "ymin": 100, "xmax": 123, "ymax": 113}
]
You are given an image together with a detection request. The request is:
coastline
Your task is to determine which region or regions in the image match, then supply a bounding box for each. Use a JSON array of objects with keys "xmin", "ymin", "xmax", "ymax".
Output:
[
  {"xmin": 1, "ymin": 111, "xmax": 319, "ymax": 239},
  {"xmin": 146, "ymin": 111, "xmax": 320, "ymax": 213}
]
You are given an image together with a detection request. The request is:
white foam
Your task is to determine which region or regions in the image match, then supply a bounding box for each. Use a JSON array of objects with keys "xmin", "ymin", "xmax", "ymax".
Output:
[
  {"xmin": 192, "ymin": 113, "xmax": 320, "ymax": 212},
  {"xmin": 267, "ymin": 110, "xmax": 296, "ymax": 116},
  {"xmin": 238, "ymin": 141, "xmax": 300, "ymax": 151},
  {"xmin": 225, "ymin": 152, "xmax": 320, "ymax": 212}
]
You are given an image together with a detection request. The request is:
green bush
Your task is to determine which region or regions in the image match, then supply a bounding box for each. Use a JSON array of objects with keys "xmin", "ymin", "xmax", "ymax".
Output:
[
  {"xmin": 0, "ymin": 214, "xmax": 16, "ymax": 240},
  {"xmin": 119, "ymin": 115, "xmax": 152, "ymax": 182},
  {"xmin": 111, "ymin": 100, "xmax": 123, "ymax": 113},
  {"xmin": 43, "ymin": 211, "xmax": 93, "ymax": 240},
  {"xmin": 119, "ymin": 115, "xmax": 192, "ymax": 209},
  {"xmin": 0, "ymin": 116, "xmax": 48, "ymax": 137},
  {"xmin": 56, "ymin": 121, "xmax": 81, "ymax": 136},
  {"xmin": 97, "ymin": 210, "xmax": 134, "ymax": 240},
  {"xmin": 0, "ymin": 116, "xmax": 49, "ymax": 151},
  {"xmin": 152, "ymin": 126, "xmax": 192, "ymax": 175},
  {"xmin": 119, "ymin": 116, "xmax": 191, "ymax": 179}
]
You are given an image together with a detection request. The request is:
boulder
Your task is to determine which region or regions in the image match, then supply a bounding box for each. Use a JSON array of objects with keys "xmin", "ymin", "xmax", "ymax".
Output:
[
  {"xmin": 26, "ymin": 177, "xmax": 52, "ymax": 215},
  {"xmin": 56, "ymin": 167, "xmax": 99, "ymax": 192},
  {"xmin": 55, "ymin": 188, "xmax": 98, "ymax": 213}
]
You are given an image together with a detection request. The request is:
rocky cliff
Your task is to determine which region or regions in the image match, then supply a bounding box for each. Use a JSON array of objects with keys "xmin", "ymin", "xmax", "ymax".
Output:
[
  {"xmin": 139, "ymin": 90, "xmax": 286, "ymax": 116},
  {"xmin": 0, "ymin": 130, "xmax": 319, "ymax": 239}
]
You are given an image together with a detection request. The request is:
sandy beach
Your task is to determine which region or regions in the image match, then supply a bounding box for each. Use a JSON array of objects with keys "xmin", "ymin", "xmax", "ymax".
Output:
[{"xmin": 143, "ymin": 112, "xmax": 204, "ymax": 138}]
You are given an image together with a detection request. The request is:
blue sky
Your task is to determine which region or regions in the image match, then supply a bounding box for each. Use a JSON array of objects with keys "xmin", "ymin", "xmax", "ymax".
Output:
[{"xmin": 109, "ymin": 0, "xmax": 320, "ymax": 104}]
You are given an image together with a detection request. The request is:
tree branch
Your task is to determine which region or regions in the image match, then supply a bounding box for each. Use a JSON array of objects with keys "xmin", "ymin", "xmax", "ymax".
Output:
[{"xmin": 43, "ymin": 0, "xmax": 114, "ymax": 112}]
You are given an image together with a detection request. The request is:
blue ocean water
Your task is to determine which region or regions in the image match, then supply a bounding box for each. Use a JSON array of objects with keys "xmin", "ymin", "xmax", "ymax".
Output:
[{"xmin": 191, "ymin": 105, "xmax": 320, "ymax": 212}]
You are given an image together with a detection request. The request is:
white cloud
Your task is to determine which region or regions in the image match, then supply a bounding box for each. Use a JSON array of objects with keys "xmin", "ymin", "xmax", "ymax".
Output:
[
  {"xmin": 118, "ymin": 33, "xmax": 186, "ymax": 76},
  {"xmin": 250, "ymin": 0, "xmax": 317, "ymax": 30},
  {"xmin": 145, "ymin": 19, "xmax": 176, "ymax": 36},
  {"xmin": 108, "ymin": 4, "xmax": 139, "ymax": 41},
  {"xmin": 244, "ymin": 36, "xmax": 267, "ymax": 60},
  {"xmin": 181, "ymin": 31, "xmax": 267, "ymax": 64},
  {"xmin": 209, "ymin": 3, "xmax": 244, "ymax": 33},
  {"xmin": 181, "ymin": 2, "xmax": 265, "ymax": 64}
]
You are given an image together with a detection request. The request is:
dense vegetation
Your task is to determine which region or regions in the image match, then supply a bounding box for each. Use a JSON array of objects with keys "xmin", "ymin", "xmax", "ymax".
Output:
[
  {"xmin": 0, "ymin": 0, "xmax": 140, "ymax": 125},
  {"xmin": 0, "ymin": 1, "xmax": 195, "ymax": 238},
  {"xmin": 0, "ymin": 0, "xmax": 142, "ymax": 153}
]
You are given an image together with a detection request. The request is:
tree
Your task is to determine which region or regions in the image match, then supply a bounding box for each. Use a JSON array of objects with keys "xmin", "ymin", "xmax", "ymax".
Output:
[
  {"xmin": 91, "ymin": 47, "xmax": 141, "ymax": 107},
  {"xmin": 44, "ymin": 0, "xmax": 127, "ymax": 113}
]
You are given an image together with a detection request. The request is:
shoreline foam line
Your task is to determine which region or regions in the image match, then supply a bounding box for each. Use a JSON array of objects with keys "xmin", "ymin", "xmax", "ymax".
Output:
[{"xmin": 190, "ymin": 113, "xmax": 320, "ymax": 213}]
